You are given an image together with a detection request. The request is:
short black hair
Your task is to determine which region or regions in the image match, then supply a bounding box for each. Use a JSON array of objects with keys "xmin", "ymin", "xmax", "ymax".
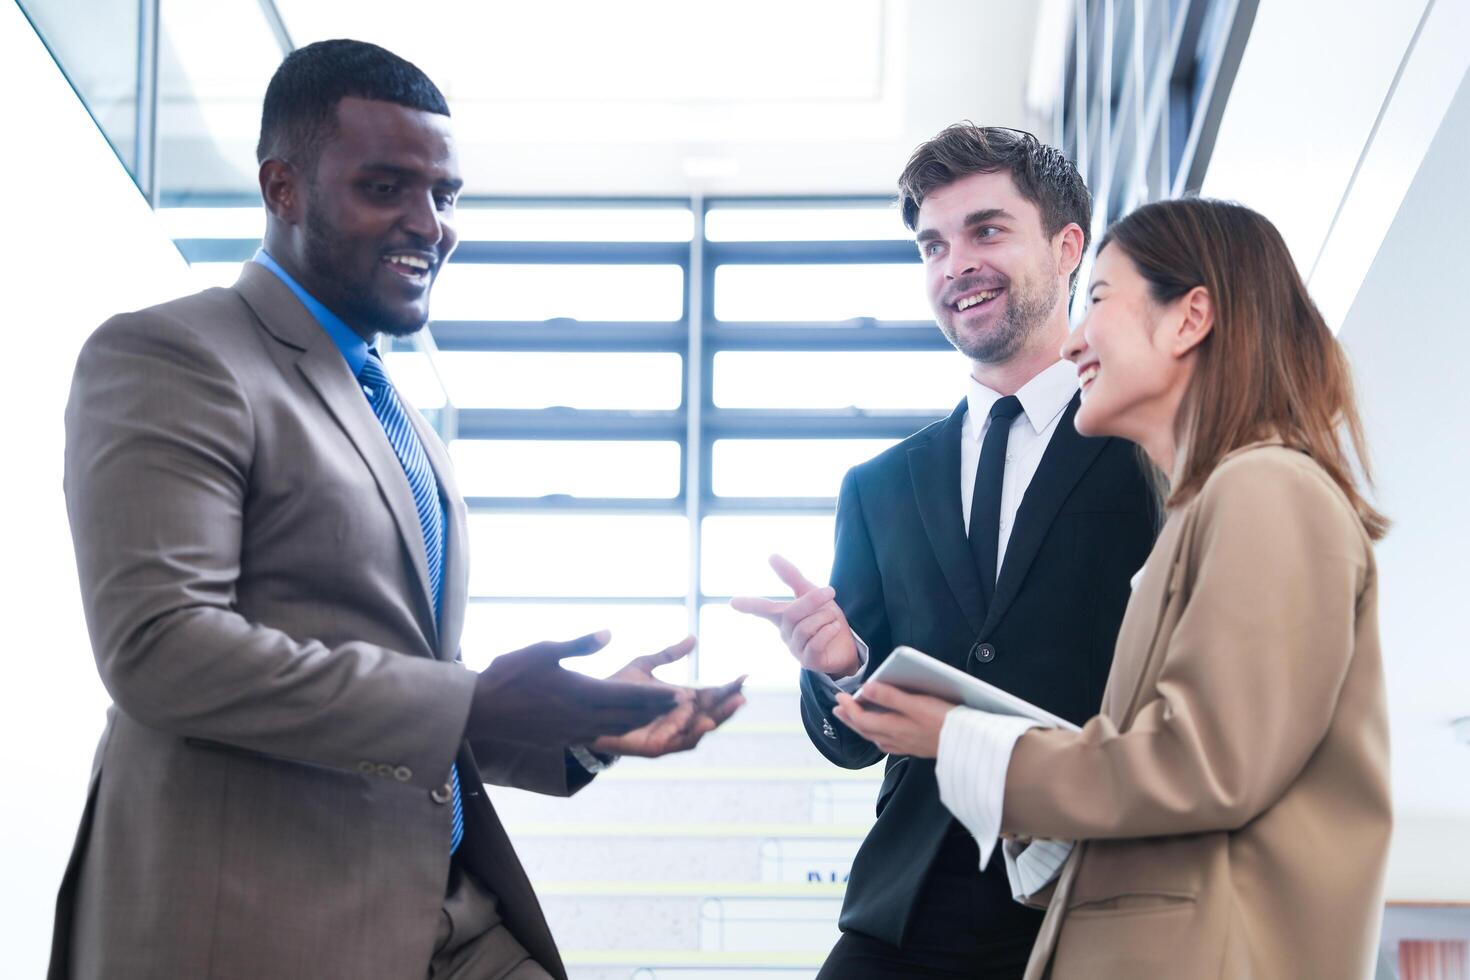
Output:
[
  {"xmin": 898, "ymin": 124, "xmax": 1092, "ymax": 293},
  {"xmin": 256, "ymin": 38, "xmax": 449, "ymax": 171}
]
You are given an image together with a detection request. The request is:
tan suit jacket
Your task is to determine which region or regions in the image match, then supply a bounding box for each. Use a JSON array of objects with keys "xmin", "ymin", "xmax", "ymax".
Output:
[
  {"xmin": 1004, "ymin": 444, "xmax": 1391, "ymax": 979},
  {"xmin": 53, "ymin": 263, "xmax": 577, "ymax": 980}
]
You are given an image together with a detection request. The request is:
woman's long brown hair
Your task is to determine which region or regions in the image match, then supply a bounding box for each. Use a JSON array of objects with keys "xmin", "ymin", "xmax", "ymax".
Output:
[{"xmin": 1098, "ymin": 198, "xmax": 1389, "ymax": 540}]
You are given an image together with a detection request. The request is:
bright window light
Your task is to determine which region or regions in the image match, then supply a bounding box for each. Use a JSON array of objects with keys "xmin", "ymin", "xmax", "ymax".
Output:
[
  {"xmin": 381, "ymin": 351, "xmax": 447, "ymax": 410},
  {"xmin": 468, "ymin": 514, "xmax": 688, "ymax": 598},
  {"xmin": 431, "ymin": 351, "xmax": 682, "ymax": 410},
  {"xmin": 705, "ymin": 206, "xmax": 907, "ymax": 242},
  {"xmin": 186, "ymin": 261, "xmax": 245, "ymax": 291},
  {"xmin": 712, "ymin": 439, "xmax": 897, "ymax": 498},
  {"xmin": 450, "ymin": 440, "xmax": 681, "ymax": 499},
  {"xmin": 157, "ymin": 207, "xmax": 265, "ymax": 239},
  {"xmin": 157, "ymin": 0, "xmax": 284, "ymax": 193},
  {"xmin": 700, "ymin": 514, "xmax": 835, "ymax": 598},
  {"xmin": 698, "ymin": 603, "xmax": 801, "ymax": 688},
  {"xmin": 453, "ymin": 207, "xmax": 693, "ymax": 243},
  {"xmin": 713, "ymin": 351, "xmax": 965, "ymax": 410},
  {"xmin": 714, "ymin": 264, "xmax": 929, "ymax": 322},
  {"xmin": 431, "ymin": 263, "xmax": 684, "ymax": 322},
  {"xmin": 461, "ymin": 602, "xmax": 691, "ymax": 682}
]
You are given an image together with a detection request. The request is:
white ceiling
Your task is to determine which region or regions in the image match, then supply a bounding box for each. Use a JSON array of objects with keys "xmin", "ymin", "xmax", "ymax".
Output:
[{"xmin": 155, "ymin": 0, "xmax": 1042, "ymax": 197}]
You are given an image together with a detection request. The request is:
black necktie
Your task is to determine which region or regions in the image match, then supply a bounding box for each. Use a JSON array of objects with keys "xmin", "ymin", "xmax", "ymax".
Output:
[{"xmin": 969, "ymin": 395, "xmax": 1024, "ymax": 606}]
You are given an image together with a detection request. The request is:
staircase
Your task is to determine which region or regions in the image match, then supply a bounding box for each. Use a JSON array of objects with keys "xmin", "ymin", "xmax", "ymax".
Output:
[{"xmin": 485, "ymin": 688, "xmax": 880, "ymax": 980}]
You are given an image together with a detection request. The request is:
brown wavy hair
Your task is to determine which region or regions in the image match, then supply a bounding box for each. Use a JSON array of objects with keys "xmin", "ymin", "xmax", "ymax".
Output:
[
  {"xmin": 897, "ymin": 124, "xmax": 1092, "ymax": 294},
  {"xmin": 1098, "ymin": 198, "xmax": 1388, "ymax": 540}
]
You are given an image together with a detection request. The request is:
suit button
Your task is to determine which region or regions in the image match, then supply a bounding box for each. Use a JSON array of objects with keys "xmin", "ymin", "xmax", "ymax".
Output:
[
  {"xmin": 376, "ymin": 763, "xmax": 394, "ymax": 779},
  {"xmin": 971, "ymin": 642, "xmax": 997, "ymax": 664},
  {"xmin": 431, "ymin": 783, "xmax": 453, "ymax": 805},
  {"xmin": 358, "ymin": 761, "xmax": 376, "ymax": 775},
  {"xmin": 393, "ymin": 766, "xmax": 413, "ymax": 783}
]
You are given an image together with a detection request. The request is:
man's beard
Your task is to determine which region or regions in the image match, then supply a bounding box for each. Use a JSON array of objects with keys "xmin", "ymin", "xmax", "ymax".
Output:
[
  {"xmin": 939, "ymin": 268, "xmax": 1059, "ymax": 364},
  {"xmin": 302, "ymin": 195, "xmax": 428, "ymax": 338}
]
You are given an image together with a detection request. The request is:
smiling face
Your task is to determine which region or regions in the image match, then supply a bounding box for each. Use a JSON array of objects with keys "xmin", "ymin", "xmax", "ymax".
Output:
[
  {"xmin": 915, "ymin": 170, "xmax": 1068, "ymax": 366},
  {"xmin": 1063, "ymin": 243, "xmax": 1200, "ymax": 449},
  {"xmin": 265, "ymin": 95, "xmax": 462, "ymax": 338}
]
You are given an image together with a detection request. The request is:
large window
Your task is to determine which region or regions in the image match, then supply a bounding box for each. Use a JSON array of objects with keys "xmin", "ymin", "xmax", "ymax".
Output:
[{"xmin": 168, "ymin": 198, "xmax": 967, "ymax": 685}]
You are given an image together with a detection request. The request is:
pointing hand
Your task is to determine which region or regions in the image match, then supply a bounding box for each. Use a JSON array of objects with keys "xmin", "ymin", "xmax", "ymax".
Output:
[{"xmin": 730, "ymin": 554, "xmax": 860, "ymax": 679}]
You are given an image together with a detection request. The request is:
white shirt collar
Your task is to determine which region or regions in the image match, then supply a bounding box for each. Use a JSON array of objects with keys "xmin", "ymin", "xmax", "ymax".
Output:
[{"xmin": 964, "ymin": 359, "xmax": 1080, "ymax": 441}]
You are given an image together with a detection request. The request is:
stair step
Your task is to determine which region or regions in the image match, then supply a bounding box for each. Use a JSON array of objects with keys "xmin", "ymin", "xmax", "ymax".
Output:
[
  {"xmin": 542, "ymin": 894, "xmax": 842, "ymax": 954},
  {"xmin": 509, "ymin": 823, "xmax": 869, "ymax": 839},
  {"xmin": 595, "ymin": 765, "xmax": 880, "ymax": 781},
  {"xmin": 534, "ymin": 881, "xmax": 846, "ymax": 897},
  {"xmin": 564, "ymin": 949, "xmax": 826, "ymax": 968},
  {"xmin": 513, "ymin": 834, "xmax": 861, "ymax": 884},
  {"xmin": 608, "ymin": 728, "xmax": 825, "ymax": 768},
  {"xmin": 570, "ymin": 972, "xmax": 815, "ymax": 980},
  {"xmin": 489, "ymin": 776, "xmax": 879, "ymax": 829}
]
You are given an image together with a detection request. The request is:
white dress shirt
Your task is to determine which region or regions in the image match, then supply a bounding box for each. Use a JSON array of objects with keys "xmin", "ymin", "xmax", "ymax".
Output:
[
  {"xmin": 816, "ymin": 360, "xmax": 1080, "ymax": 900},
  {"xmin": 828, "ymin": 358, "xmax": 1079, "ymax": 686}
]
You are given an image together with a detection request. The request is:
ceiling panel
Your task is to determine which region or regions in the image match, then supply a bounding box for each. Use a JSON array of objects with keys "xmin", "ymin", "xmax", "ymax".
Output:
[
  {"xmin": 277, "ymin": 0, "xmax": 886, "ymax": 103},
  {"xmin": 150, "ymin": 0, "xmax": 1041, "ymax": 197}
]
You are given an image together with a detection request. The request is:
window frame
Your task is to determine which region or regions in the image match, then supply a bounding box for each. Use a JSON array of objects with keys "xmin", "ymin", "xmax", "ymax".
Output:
[{"xmin": 170, "ymin": 194, "xmax": 955, "ymax": 678}]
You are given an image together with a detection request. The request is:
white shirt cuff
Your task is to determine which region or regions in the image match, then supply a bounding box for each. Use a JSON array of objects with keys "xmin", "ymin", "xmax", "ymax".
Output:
[
  {"xmin": 567, "ymin": 744, "xmax": 617, "ymax": 773},
  {"xmin": 1001, "ymin": 836, "xmax": 1074, "ymax": 902},
  {"xmin": 935, "ymin": 707, "xmax": 1039, "ymax": 870},
  {"xmin": 809, "ymin": 631, "xmax": 870, "ymax": 694}
]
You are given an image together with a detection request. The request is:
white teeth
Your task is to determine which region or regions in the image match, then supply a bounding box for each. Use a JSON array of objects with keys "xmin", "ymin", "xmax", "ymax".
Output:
[
  {"xmin": 387, "ymin": 255, "xmax": 430, "ymax": 271},
  {"xmin": 956, "ymin": 288, "xmax": 1001, "ymax": 311},
  {"xmin": 1079, "ymin": 364, "xmax": 1100, "ymax": 386}
]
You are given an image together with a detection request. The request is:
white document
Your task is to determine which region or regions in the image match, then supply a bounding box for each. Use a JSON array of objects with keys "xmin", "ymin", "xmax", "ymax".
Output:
[{"xmin": 863, "ymin": 645, "xmax": 1081, "ymax": 732}]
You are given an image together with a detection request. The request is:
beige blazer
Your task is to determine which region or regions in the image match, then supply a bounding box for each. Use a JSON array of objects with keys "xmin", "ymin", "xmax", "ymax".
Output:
[
  {"xmin": 1003, "ymin": 444, "xmax": 1391, "ymax": 979},
  {"xmin": 53, "ymin": 263, "xmax": 577, "ymax": 980}
]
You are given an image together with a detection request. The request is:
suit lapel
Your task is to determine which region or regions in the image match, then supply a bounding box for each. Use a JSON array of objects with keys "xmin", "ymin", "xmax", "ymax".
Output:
[
  {"xmin": 979, "ymin": 396, "xmax": 1106, "ymax": 638},
  {"xmin": 234, "ymin": 264, "xmax": 440, "ymax": 648},
  {"xmin": 407, "ymin": 407, "xmax": 468, "ymax": 662},
  {"xmin": 908, "ymin": 400, "xmax": 987, "ymax": 637},
  {"xmin": 1104, "ymin": 505, "xmax": 1195, "ymax": 725},
  {"xmin": 296, "ymin": 344, "xmax": 440, "ymax": 646}
]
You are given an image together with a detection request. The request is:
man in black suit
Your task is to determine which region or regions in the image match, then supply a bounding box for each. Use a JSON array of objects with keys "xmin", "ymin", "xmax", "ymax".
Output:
[{"xmin": 733, "ymin": 125, "xmax": 1158, "ymax": 978}]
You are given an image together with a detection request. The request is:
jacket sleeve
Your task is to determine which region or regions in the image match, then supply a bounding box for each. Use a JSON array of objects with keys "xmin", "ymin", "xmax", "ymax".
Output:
[
  {"xmin": 65, "ymin": 312, "xmax": 475, "ymax": 793},
  {"xmin": 472, "ymin": 741, "xmax": 593, "ymax": 797},
  {"xmin": 1000, "ymin": 452, "xmax": 1371, "ymax": 840},
  {"xmin": 799, "ymin": 467, "xmax": 889, "ymax": 770}
]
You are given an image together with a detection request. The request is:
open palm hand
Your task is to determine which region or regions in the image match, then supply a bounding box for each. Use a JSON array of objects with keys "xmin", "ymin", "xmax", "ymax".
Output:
[{"xmin": 591, "ymin": 637, "xmax": 746, "ymax": 757}]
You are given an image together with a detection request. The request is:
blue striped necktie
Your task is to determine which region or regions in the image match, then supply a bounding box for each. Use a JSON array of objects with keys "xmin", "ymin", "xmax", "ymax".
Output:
[{"xmin": 357, "ymin": 351, "xmax": 463, "ymax": 854}]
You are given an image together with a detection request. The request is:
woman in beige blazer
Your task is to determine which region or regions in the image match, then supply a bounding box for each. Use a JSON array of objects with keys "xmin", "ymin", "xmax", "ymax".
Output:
[{"xmin": 833, "ymin": 198, "xmax": 1391, "ymax": 979}]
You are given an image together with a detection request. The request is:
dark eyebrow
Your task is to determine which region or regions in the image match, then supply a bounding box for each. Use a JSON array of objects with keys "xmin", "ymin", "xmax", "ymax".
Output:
[
  {"xmin": 963, "ymin": 208, "xmax": 1014, "ymax": 227},
  {"xmin": 360, "ymin": 163, "xmax": 464, "ymax": 192},
  {"xmin": 917, "ymin": 207, "xmax": 1016, "ymax": 244}
]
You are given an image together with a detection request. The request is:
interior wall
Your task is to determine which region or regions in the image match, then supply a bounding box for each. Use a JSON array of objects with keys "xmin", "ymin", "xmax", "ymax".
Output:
[
  {"xmin": 1338, "ymin": 64, "xmax": 1470, "ymax": 902},
  {"xmin": 0, "ymin": 5, "xmax": 191, "ymax": 975}
]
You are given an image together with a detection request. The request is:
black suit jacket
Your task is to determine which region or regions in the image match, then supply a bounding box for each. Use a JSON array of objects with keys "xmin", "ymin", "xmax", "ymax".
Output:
[{"xmin": 799, "ymin": 395, "xmax": 1159, "ymax": 947}]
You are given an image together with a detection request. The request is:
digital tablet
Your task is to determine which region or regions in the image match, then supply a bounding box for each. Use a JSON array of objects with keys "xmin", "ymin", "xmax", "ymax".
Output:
[{"xmin": 862, "ymin": 645, "xmax": 1080, "ymax": 732}]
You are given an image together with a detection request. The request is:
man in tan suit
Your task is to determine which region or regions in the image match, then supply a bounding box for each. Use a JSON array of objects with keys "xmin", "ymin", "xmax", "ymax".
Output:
[{"xmin": 52, "ymin": 39, "xmax": 741, "ymax": 980}]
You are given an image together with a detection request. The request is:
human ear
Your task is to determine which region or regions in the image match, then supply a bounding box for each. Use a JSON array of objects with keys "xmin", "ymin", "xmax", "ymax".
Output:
[
  {"xmin": 1173, "ymin": 285, "xmax": 1214, "ymax": 356},
  {"xmin": 259, "ymin": 159, "xmax": 301, "ymax": 224},
  {"xmin": 1054, "ymin": 223, "xmax": 1086, "ymax": 283}
]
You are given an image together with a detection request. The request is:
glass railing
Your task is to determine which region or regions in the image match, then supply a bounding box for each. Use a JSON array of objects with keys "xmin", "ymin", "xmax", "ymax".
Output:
[{"xmin": 17, "ymin": 0, "xmax": 289, "ymax": 204}]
